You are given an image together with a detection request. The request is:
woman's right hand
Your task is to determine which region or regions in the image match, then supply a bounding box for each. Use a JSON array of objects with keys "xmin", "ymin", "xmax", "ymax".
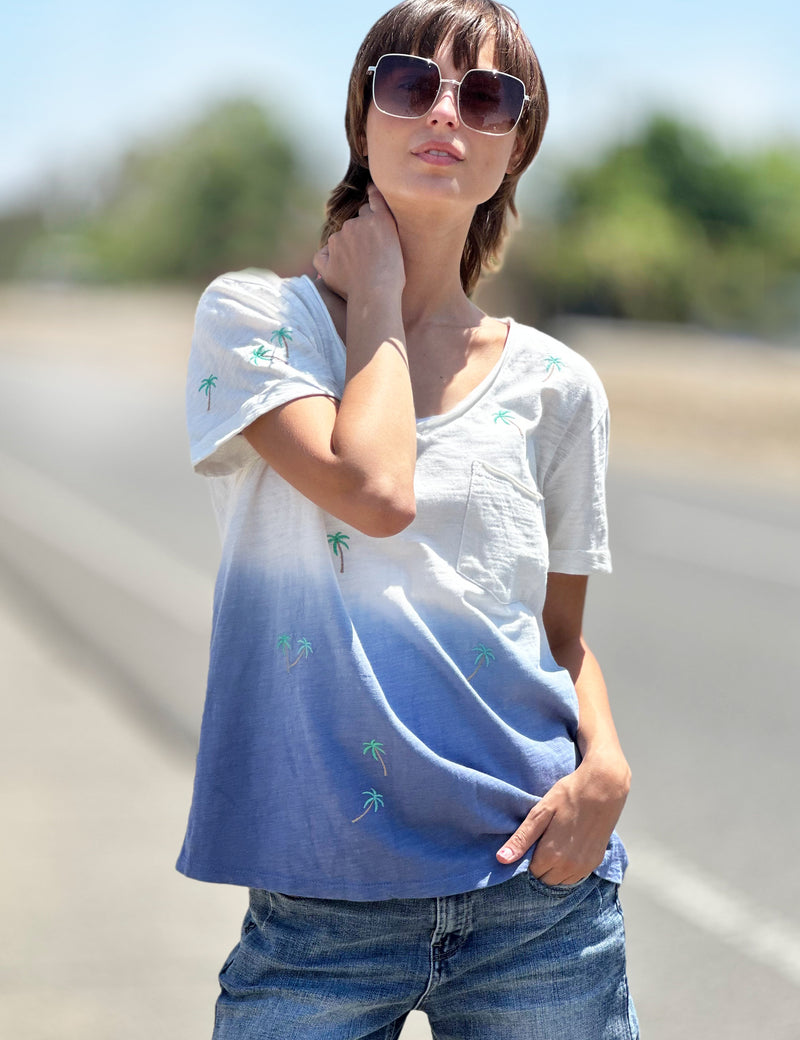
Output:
[{"xmin": 313, "ymin": 185, "xmax": 406, "ymax": 302}]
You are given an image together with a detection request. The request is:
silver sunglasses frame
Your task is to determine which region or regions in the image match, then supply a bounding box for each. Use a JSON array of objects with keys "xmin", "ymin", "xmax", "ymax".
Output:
[{"xmin": 366, "ymin": 52, "xmax": 530, "ymax": 136}]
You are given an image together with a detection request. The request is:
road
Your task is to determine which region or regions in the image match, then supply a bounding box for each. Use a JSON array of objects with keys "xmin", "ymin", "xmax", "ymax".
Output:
[{"xmin": 1, "ymin": 348, "xmax": 798, "ymax": 1038}]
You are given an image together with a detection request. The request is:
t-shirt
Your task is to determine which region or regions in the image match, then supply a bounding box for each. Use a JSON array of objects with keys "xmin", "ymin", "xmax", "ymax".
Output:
[{"xmin": 176, "ymin": 268, "xmax": 628, "ymax": 899}]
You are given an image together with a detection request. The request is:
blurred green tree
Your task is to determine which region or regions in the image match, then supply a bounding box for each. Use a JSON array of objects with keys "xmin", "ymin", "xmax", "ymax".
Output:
[
  {"xmin": 0, "ymin": 208, "xmax": 46, "ymax": 279},
  {"xmin": 499, "ymin": 115, "xmax": 800, "ymax": 337},
  {"xmin": 87, "ymin": 98, "xmax": 318, "ymax": 282},
  {"xmin": 9, "ymin": 98, "xmax": 320, "ymax": 284}
]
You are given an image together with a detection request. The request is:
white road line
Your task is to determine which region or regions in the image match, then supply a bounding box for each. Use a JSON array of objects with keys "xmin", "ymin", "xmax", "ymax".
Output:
[
  {"xmin": 625, "ymin": 833, "xmax": 800, "ymax": 987},
  {"xmin": 630, "ymin": 494, "xmax": 800, "ymax": 588},
  {"xmin": 0, "ymin": 449, "xmax": 212, "ymax": 635}
]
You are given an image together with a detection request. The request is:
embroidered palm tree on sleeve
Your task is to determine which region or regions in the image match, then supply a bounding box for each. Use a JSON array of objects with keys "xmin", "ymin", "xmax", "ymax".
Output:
[
  {"xmin": 352, "ymin": 789, "xmax": 384, "ymax": 823},
  {"xmin": 466, "ymin": 644, "xmax": 496, "ymax": 681},
  {"xmin": 543, "ymin": 355, "xmax": 564, "ymax": 380},
  {"xmin": 250, "ymin": 344, "xmax": 275, "ymax": 365},
  {"xmin": 328, "ymin": 531, "xmax": 350, "ymax": 573},
  {"xmin": 286, "ymin": 637, "xmax": 313, "ymax": 671},
  {"xmin": 269, "ymin": 326, "xmax": 294, "ymax": 359},
  {"xmin": 493, "ymin": 409, "xmax": 524, "ymax": 438},
  {"xmin": 362, "ymin": 740, "xmax": 388, "ymax": 776},
  {"xmin": 198, "ymin": 375, "xmax": 218, "ymax": 411}
]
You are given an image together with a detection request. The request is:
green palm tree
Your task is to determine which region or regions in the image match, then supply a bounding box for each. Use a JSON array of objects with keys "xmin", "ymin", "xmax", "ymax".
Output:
[
  {"xmin": 198, "ymin": 375, "xmax": 218, "ymax": 411},
  {"xmin": 543, "ymin": 355, "xmax": 564, "ymax": 380},
  {"xmin": 493, "ymin": 409, "xmax": 523, "ymax": 437},
  {"xmin": 362, "ymin": 740, "xmax": 387, "ymax": 776},
  {"xmin": 277, "ymin": 634, "xmax": 292, "ymax": 672},
  {"xmin": 250, "ymin": 344, "xmax": 275, "ymax": 365},
  {"xmin": 466, "ymin": 644, "xmax": 496, "ymax": 681},
  {"xmin": 352, "ymin": 788, "xmax": 384, "ymax": 823},
  {"xmin": 328, "ymin": 531, "xmax": 350, "ymax": 573},
  {"xmin": 287, "ymin": 637, "xmax": 313, "ymax": 671},
  {"xmin": 269, "ymin": 326, "xmax": 294, "ymax": 358}
]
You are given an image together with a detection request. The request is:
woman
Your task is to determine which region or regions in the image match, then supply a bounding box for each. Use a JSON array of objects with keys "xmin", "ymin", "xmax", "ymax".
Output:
[{"xmin": 180, "ymin": 1, "xmax": 638, "ymax": 1037}]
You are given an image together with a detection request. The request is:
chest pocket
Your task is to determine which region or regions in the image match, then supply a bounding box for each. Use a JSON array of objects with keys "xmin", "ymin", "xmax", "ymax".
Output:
[{"xmin": 456, "ymin": 460, "xmax": 548, "ymax": 605}]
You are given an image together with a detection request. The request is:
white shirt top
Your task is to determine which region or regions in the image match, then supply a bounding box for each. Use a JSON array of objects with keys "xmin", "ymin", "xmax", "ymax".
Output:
[{"xmin": 177, "ymin": 269, "xmax": 626, "ymax": 899}]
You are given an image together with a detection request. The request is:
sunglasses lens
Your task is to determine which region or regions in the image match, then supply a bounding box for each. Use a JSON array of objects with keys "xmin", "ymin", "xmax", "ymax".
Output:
[
  {"xmin": 460, "ymin": 70, "xmax": 525, "ymax": 134},
  {"xmin": 373, "ymin": 55, "xmax": 440, "ymax": 118}
]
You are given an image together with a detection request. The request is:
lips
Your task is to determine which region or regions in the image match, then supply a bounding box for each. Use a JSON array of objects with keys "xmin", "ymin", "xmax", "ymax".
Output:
[{"xmin": 412, "ymin": 140, "xmax": 464, "ymax": 161}]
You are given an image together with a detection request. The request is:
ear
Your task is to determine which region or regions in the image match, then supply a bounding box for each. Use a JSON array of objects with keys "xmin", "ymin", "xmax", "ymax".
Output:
[{"xmin": 506, "ymin": 134, "xmax": 525, "ymax": 176}]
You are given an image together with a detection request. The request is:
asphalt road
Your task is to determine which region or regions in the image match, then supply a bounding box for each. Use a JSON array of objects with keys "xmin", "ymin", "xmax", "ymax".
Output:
[{"xmin": 1, "ymin": 352, "xmax": 799, "ymax": 1038}]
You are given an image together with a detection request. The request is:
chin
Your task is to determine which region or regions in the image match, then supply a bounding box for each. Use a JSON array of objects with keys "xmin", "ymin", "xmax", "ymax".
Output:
[{"xmin": 378, "ymin": 175, "xmax": 478, "ymax": 216}]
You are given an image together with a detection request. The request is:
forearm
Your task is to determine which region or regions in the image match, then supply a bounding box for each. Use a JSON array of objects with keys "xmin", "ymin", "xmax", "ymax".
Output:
[
  {"xmin": 242, "ymin": 293, "xmax": 416, "ymax": 536},
  {"xmin": 245, "ymin": 186, "xmax": 417, "ymax": 536},
  {"xmin": 551, "ymin": 635, "xmax": 631, "ymax": 789},
  {"xmin": 332, "ymin": 289, "xmax": 417, "ymax": 509}
]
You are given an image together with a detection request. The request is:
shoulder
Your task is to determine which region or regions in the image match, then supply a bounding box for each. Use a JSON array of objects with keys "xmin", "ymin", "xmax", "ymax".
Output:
[
  {"xmin": 187, "ymin": 270, "xmax": 344, "ymax": 475},
  {"xmin": 195, "ymin": 268, "xmax": 318, "ymax": 330},
  {"xmin": 191, "ymin": 268, "xmax": 342, "ymax": 374},
  {"xmin": 506, "ymin": 319, "xmax": 608, "ymax": 419}
]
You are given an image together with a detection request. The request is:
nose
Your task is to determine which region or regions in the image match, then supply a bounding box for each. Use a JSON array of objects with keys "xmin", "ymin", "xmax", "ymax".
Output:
[{"xmin": 427, "ymin": 79, "xmax": 460, "ymax": 129}]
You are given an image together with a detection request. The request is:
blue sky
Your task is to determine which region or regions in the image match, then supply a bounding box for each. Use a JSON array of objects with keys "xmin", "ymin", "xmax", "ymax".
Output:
[{"xmin": 2, "ymin": 0, "xmax": 797, "ymax": 208}]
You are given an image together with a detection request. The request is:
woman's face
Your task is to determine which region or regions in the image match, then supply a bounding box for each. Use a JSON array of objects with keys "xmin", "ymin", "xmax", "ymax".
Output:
[{"xmin": 362, "ymin": 37, "xmax": 524, "ymax": 222}]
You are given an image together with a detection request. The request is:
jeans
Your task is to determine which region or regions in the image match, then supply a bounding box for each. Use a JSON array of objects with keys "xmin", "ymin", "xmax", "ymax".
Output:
[{"xmin": 213, "ymin": 871, "xmax": 639, "ymax": 1039}]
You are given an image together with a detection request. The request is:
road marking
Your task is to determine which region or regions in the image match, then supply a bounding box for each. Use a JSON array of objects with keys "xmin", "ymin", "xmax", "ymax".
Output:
[
  {"xmin": 631, "ymin": 494, "xmax": 800, "ymax": 588},
  {"xmin": 625, "ymin": 833, "xmax": 800, "ymax": 987},
  {"xmin": 0, "ymin": 449, "xmax": 212, "ymax": 635}
]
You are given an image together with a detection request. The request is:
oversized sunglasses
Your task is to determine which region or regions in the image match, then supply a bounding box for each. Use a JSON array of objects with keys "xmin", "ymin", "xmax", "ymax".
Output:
[{"xmin": 367, "ymin": 53, "xmax": 529, "ymax": 136}]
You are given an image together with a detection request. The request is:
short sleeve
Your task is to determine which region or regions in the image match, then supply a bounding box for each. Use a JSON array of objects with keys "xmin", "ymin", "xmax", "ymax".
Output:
[
  {"xmin": 186, "ymin": 271, "xmax": 343, "ymax": 477},
  {"xmin": 541, "ymin": 383, "xmax": 612, "ymax": 575}
]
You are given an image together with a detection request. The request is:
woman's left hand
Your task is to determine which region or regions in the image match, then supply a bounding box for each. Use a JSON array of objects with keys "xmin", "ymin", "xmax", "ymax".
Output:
[{"xmin": 496, "ymin": 750, "xmax": 630, "ymax": 885}]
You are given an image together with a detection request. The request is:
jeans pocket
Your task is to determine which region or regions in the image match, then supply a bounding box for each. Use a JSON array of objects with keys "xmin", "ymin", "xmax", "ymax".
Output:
[
  {"xmin": 457, "ymin": 460, "xmax": 548, "ymax": 606},
  {"xmin": 244, "ymin": 889, "xmax": 275, "ymax": 936},
  {"xmin": 218, "ymin": 896, "xmax": 273, "ymax": 983},
  {"xmin": 525, "ymin": 871, "xmax": 593, "ymax": 897}
]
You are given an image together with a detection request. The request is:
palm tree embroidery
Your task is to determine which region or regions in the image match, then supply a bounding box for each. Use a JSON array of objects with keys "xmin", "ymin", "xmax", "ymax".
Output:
[
  {"xmin": 287, "ymin": 637, "xmax": 313, "ymax": 671},
  {"xmin": 466, "ymin": 644, "xmax": 496, "ymax": 681},
  {"xmin": 277, "ymin": 634, "xmax": 292, "ymax": 672},
  {"xmin": 269, "ymin": 326, "xmax": 293, "ymax": 358},
  {"xmin": 328, "ymin": 531, "xmax": 350, "ymax": 573},
  {"xmin": 198, "ymin": 375, "xmax": 218, "ymax": 411},
  {"xmin": 362, "ymin": 740, "xmax": 387, "ymax": 776},
  {"xmin": 493, "ymin": 409, "xmax": 524, "ymax": 438},
  {"xmin": 352, "ymin": 788, "xmax": 384, "ymax": 823},
  {"xmin": 250, "ymin": 344, "xmax": 276, "ymax": 365},
  {"xmin": 543, "ymin": 355, "xmax": 564, "ymax": 380}
]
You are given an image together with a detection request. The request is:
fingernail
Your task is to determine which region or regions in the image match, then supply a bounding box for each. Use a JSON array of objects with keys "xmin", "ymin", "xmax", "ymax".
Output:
[{"xmin": 497, "ymin": 847, "xmax": 514, "ymax": 862}]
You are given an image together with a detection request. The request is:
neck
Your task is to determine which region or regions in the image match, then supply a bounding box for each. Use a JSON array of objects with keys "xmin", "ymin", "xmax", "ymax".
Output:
[{"xmin": 392, "ymin": 203, "xmax": 481, "ymax": 333}]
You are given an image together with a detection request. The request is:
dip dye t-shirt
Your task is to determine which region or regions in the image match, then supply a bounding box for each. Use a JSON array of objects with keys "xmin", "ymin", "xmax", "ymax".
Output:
[{"xmin": 177, "ymin": 269, "xmax": 627, "ymax": 899}]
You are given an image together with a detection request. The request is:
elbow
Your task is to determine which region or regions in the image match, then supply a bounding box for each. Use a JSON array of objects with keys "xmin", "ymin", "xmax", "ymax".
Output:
[
  {"xmin": 352, "ymin": 480, "xmax": 416, "ymax": 538},
  {"xmin": 376, "ymin": 501, "xmax": 417, "ymax": 537},
  {"xmin": 608, "ymin": 754, "xmax": 632, "ymax": 801},
  {"xmin": 621, "ymin": 759, "xmax": 632, "ymax": 797}
]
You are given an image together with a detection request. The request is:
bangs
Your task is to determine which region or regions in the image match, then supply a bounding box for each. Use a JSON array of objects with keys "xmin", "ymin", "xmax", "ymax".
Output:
[{"xmin": 360, "ymin": 0, "xmax": 538, "ymax": 87}]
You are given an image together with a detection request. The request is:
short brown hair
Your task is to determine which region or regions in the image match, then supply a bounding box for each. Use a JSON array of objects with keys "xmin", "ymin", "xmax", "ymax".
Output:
[{"xmin": 321, "ymin": 0, "xmax": 548, "ymax": 295}]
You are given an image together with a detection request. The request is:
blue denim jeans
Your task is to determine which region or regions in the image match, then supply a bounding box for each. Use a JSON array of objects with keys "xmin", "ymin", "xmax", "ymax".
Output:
[{"xmin": 213, "ymin": 872, "xmax": 638, "ymax": 1039}]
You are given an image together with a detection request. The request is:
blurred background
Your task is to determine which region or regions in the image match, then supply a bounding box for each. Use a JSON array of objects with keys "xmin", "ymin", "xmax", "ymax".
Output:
[{"xmin": 1, "ymin": 1, "xmax": 798, "ymax": 1037}]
